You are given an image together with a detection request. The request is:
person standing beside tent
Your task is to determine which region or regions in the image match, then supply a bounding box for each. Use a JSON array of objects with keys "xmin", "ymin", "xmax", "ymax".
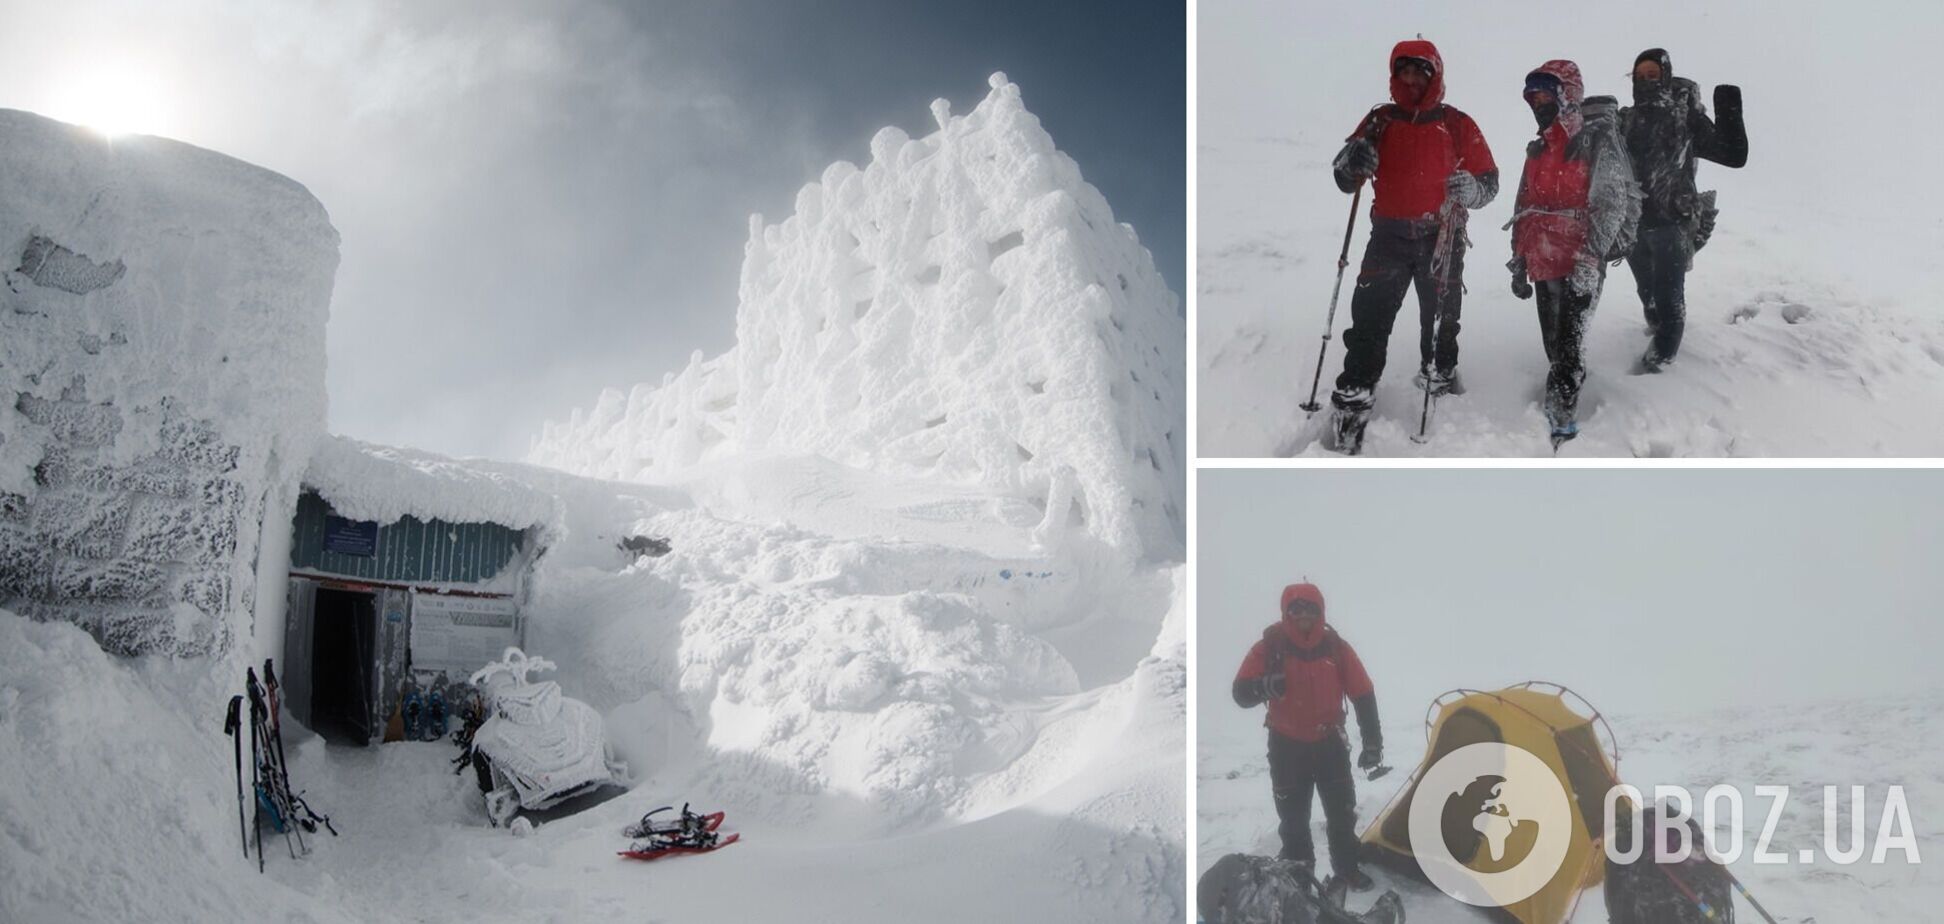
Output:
[
  {"xmin": 1326, "ymin": 39, "xmax": 1498, "ymax": 454},
  {"xmin": 1505, "ymin": 60, "xmax": 1640, "ymax": 449},
  {"xmin": 1620, "ymin": 48, "xmax": 1748, "ymax": 372},
  {"xmin": 1232, "ymin": 582, "xmax": 1382, "ymax": 891}
]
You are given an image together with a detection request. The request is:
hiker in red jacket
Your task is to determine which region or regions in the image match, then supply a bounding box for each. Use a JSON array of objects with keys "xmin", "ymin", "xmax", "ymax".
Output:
[
  {"xmin": 1506, "ymin": 60, "xmax": 1640, "ymax": 448},
  {"xmin": 1327, "ymin": 39, "xmax": 1498, "ymax": 454},
  {"xmin": 1233, "ymin": 582, "xmax": 1383, "ymax": 891}
]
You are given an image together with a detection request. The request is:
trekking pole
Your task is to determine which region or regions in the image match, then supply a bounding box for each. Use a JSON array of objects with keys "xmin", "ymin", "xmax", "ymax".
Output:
[
  {"xmin": 1299, "ymin": 182, "xmax": 1363, "ymax": 415},
  {"xmin": 1723, "ymin": 869, "xmax": 1782, "ymax": 924}
]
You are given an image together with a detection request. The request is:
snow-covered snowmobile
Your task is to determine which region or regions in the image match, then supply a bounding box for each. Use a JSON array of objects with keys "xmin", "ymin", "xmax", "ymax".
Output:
[{"xmin": 462, "ymin": 647, "xmax": 628, "ymax": 826}]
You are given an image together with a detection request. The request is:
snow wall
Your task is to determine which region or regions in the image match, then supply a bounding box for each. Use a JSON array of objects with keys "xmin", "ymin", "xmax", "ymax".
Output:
[
  {"xmin": 531, "ymin": 73, "xmax": 1185, "ymax": 561},
  {"xmin": 0, "ymin": 110, "xmax": 338, "ymax": 656}
]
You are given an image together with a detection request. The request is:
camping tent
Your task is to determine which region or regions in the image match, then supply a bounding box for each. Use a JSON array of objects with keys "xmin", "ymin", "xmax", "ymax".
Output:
[{"xmin": 1361, "ymin": 682, "xmax": 1621, "ymax": 924}]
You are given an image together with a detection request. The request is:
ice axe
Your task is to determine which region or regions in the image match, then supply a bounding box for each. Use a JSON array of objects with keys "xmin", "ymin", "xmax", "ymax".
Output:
[{"xmin": 1299, "ymin": 181, "xmax": 1363, "ymax": 415}]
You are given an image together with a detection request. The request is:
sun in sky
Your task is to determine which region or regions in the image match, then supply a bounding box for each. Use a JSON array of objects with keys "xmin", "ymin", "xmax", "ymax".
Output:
[{"xmin": 45, "ymin": 58, "xmax": 175, "ymax": 138}]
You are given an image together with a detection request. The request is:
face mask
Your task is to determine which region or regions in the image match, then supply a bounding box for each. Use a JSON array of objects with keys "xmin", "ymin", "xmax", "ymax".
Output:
[
  {"xmin": 1633, "ymin": 76, "xmax": 1668, "ymax": 105},
  {"xmin": 1531, "ymin": 100, "xmax": 1559, "ymax": 129}
]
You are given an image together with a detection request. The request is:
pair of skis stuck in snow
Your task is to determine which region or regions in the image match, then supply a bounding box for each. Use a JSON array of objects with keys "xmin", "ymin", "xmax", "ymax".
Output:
[
  {"xmin": 222, "ymin": 659, "xmax": 337, "ymax": 872},
  {"xmin": 618, "ymin": 802, "xmax": 739, "ymax": 861},
  {"xmin": 1298, "ymin": 182, "xmax": 1577, "ymax": 455}
]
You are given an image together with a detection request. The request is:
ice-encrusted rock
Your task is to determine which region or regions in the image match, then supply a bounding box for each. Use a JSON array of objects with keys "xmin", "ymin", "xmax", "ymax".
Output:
[
  {"xmin": 532, "ymin": 73, "xmax": 1184, "ymax": 561},
  {"xmin": 0, "ymin": 110, "xmax": 338, "ymax": 655}
]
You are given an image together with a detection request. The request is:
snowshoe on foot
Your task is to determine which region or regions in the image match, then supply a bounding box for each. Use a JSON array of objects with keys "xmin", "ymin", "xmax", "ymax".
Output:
[
  {"xmin": 1549, "ymin": 421, "xmax": 1580, "ymax": 452},
  {"xmin": 1412, "ymin": 366, "xmax": 1464, "ymax": 397},
  {"xmin": 1328, "ymin": 388, "xmax": 1374, "ymax": 456},
  {"xmin": 1634, "ymin": 347, "xmax": 1671, "ymax": 375}
]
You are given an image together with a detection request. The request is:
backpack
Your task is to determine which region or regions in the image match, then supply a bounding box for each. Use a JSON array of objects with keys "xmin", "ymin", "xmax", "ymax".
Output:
[{"xmin": 1567, "ymin": 95, "xmax": 1644, "ymax": 261}]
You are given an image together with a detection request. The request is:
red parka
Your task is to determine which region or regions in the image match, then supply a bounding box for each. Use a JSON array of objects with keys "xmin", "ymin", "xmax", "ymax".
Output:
[
  {"xmin": 1512, "ymin": 60, "xmax": 1592, "ymax": 281},
  {"xmin": 1349, "ymin": 40, "xmax": 1498, "ymax": 222},
  {"xmin": 1233, "ymin": 584, "xmax": 1375, "ymax": 743}
]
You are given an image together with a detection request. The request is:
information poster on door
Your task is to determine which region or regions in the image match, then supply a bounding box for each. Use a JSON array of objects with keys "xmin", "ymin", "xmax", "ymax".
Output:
[{"xmin": 409, "ymin": 593, "xmax": 520, "ymax": 677}]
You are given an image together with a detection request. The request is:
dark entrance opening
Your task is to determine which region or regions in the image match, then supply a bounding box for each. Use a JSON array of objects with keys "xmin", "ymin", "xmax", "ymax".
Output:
[{"xmin": 310, "ymin": 588, "xmax": 377, "ymax": 745}]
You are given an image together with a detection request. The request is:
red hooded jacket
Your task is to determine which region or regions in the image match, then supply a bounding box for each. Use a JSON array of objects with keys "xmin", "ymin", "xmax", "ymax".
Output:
[
  {"xmin": 1512, "ymin": 60, "xmax": 1592, "ymax": 281},
  {"xmin": 1233, "ymin": 584, "xmax": 1375, "ymax": 743},
  {"xmin": 1349, "ymin": 40, "xmax": 1498, "ymax": 221}
]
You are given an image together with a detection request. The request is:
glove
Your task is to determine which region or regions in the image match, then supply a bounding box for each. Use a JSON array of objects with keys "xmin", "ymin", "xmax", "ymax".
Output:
[
  {"xmin": 1257, "ymin": 673, "xmax": 1287, "ymax": 701},
  {"xmin": 1336, "ymin": 138, "xmax": 1378, "ymax": 180},
  {"xmin": 1568, "ymin": 251, "xmax": 1603, "ymax": 297},
  {"xmin": 1446, "ymin": 171, "xmax": 1488, "ymax": 209},
  {"xmin": 1508, "ymin": 258, "xmax": 1533, "ymax": 300},
  {"xmin": 1358, "ymin": 747, "xmax": 1382, "ymax": 771}
]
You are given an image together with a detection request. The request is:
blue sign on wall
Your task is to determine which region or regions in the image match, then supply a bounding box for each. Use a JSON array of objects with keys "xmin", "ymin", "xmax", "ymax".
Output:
[{"xmin": 323, "ymin": 515, "xmax": 380, "ymax": 558}]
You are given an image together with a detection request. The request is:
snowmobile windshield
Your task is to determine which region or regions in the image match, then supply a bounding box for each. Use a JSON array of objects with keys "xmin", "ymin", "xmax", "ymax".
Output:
[{"xmin": 495, "ymin": 680, "xmax": 564, "ymax": 726}]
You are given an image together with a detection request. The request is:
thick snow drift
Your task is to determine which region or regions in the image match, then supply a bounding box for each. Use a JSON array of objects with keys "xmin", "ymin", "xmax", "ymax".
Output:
[
  {"xmin": 0, "ymin": 109, "xmax": 337, "ymax": 654},
  {"xmin": 533, "ymin": 73, "xmax": 1185, "ymax": 560}
]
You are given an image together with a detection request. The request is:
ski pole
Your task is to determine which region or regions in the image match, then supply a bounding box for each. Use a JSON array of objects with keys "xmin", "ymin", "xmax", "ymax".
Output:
[
  {"xmin": 1299, "ymin": 182, "xmax": 1363, "ymax": 415},
  {"xmin": 248, "ymin": 694, "xmax": 264, "ymax": 873},
  {"xmin": 224, "ymin": 696, "xmax": 246, "ymax": 857}
]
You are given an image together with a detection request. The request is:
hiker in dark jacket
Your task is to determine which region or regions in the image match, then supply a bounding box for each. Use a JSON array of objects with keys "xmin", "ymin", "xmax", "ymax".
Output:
[
  {"xmin": 1326, "ymin": 38, "xmax": 1498, "ymax": 455},
  {"xmin": 1621, "ymin": 48, "xmax": 1748, "ymax": 371},
  {"xmin": 1233, "ymin": 582, "xmax": 1383, "ymax": 891},
  {"xmin": 1506, "ymin": 60, "xmax": 1641, "ymax": 448}
]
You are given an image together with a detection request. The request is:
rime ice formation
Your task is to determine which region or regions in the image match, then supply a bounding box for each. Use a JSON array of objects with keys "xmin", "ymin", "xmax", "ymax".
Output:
[
  {"xmin": 0, "ymin": 110, "xmax": 339, "ymax": 655},
  {"xmin": 532, "ymin": 73, "xmax": 1185, "ymax": 561}
]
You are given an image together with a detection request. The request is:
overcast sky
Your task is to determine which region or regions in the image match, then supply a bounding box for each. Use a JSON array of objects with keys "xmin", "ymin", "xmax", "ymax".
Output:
[
  {"xmin": 0, "ymin": 0, "xmax": 1184, "ymax": 463},
  {"xmin": 1199, "ymin": 469, "xmax": 1944, "ymax": 748}
]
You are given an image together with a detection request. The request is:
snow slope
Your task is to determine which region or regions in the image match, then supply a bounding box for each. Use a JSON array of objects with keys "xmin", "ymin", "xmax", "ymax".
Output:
[
  {"xmin": 0, "ymin": 109, "xmax": 338, "ymax": 652},
  {"xmin": 0, "ymin": 451, "xmax": 1185, "ymax": 922},
  {"xmin": 1198, "ymin": 2, "xmax": 1944, "ymax": 457},
  {"xmin": 534, "ymin": 73, "xmax": 1185, "ymax": 560},
  {"xmin": 1199, "ymin": 691, "xmax": 1944, "ymax": 922}
]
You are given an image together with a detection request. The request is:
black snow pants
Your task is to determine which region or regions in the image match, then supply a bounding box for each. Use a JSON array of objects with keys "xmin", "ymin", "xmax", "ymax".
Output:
[
  {"xmin": 1627, "ymin": 223, "xmax": 1689, "ymax": 361},
  {"xmin": 1535, "ymin": 277, "xmax": 1599, "ymax": 427},
  {"xmin": 1332, "ymin": 216, "xmax": 1466, "ymax": 404},
  {"xmin": 1267, "ymin": 729, "xmax": 1361, "ymax": 874}
]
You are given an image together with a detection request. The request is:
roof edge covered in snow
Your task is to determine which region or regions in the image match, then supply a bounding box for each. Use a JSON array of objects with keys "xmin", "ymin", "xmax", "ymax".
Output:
[{"xmin": 305, "ymin": 435, "xmax": 558, "ymax": 532}]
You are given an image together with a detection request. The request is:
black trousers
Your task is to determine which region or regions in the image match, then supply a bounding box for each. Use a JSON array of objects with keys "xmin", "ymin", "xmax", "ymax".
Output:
[
  {"xmin": 1267, "ymin": 730, "xmax": 1360, "ymax": 871},
  {"xmin": 1535, "ymin": 278, "xmax": 1598, "ymax": 426},
  {"xmin": 1627, "ymin": 224, "xmax": 1689, "ymax": 360},
  {"xmin": 1333, "ymin": 217, "xmax": 1466, "ymax": 401}
]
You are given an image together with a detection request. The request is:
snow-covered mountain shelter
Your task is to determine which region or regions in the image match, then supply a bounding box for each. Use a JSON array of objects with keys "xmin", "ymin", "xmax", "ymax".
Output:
[{"xmin": 279, "ymin": 437, "xmax": 556, "ymax": 745}]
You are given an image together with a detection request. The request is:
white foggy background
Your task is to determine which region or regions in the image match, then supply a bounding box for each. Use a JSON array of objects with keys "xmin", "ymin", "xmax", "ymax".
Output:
[
  {"xmin": 1198, "ymin": 468, "xmax": 1944, "ymax": 746},
  {"xmin": 1200, "ymin": 0, "xmax": 1944, "ymax": 312}
]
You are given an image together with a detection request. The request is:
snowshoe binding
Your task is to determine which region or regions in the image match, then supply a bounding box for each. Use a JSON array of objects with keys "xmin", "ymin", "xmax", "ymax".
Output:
[
  {"xmin": 1634, "ymin": 347, "xmax": 1671, "ymax": 375},
  {"xmin": 425, "ymin": 689, "xmax": 447, "ymax": 742},
  {"xmin": 619, "ymin": 802, "xmax": 736, "ymax": 861},
  {"xmin": 402, "ymin": 688, "xmax": 424, "ymax": 742},
  {"xmin": 1412, "ymin": 366, "xmax": 1464, "ymax": 397},
  {"xmin": 1328, "ymin": 389, "xmax": 1374, "ymax": 456}
]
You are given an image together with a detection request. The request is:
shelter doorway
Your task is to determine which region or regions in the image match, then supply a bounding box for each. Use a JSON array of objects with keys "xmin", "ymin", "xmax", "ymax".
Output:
[{"xmin": 310, "ymin": 588, "xmax": 378, "ymax": 745}]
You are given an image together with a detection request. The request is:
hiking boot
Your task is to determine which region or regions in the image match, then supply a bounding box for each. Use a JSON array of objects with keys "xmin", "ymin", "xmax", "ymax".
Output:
[
  {"xmin": 1333, "ymin": 867, "xmax": 1375, "ymax": 892},
  {"xmin": 1328, "ymin": 388, "xmax": 1374, "ymax": 456},
  {"xmin": 1636, "ymin": 347, "xmax": 1672, "ymax": 374},
  {"xmin": 1413, "ymin": 366, "xmax": 1463, "ymax": 397}
]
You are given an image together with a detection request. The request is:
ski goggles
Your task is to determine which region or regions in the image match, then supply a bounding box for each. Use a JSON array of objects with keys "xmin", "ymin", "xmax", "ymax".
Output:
[
  {"xmin": 1284, "ymin": 599, "xmax": 1322, "ymax": 617},
  {"xmin": 1524, "ymin": 73, "xmax": 1562, "ymax": 100},
  {"xmin": 1392, "ymin": 57, "xmax": 1434, "ymax": 78}
]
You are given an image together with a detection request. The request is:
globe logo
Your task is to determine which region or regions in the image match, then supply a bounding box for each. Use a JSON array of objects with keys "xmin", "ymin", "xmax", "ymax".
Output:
[{"xmin": 1407, "ymin": 742, "xmax": 1573, "ymax": 907}]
